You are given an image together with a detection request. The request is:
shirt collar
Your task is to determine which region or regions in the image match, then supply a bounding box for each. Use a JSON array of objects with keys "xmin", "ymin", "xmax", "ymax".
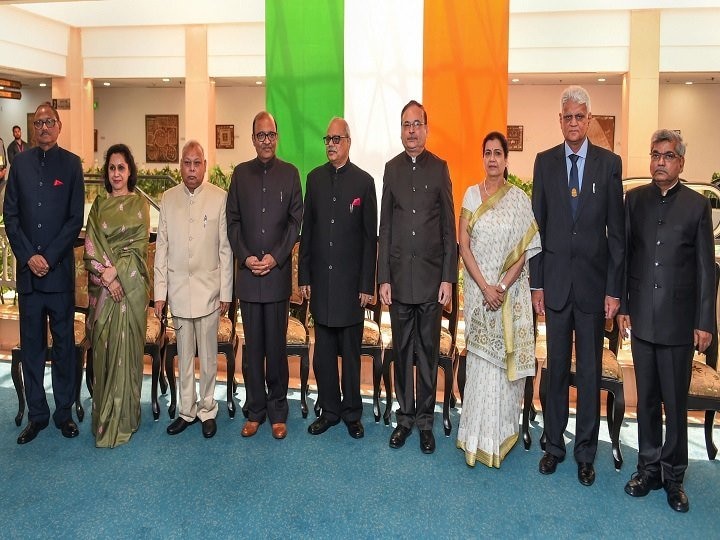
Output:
[
  {"xmin": 404, "ymin": 149, "xmax": 428, "ymax": 165},
  {"xmin": 564, "ymin": 138, "xmax": 589, "ymax": 160},
  {"xmin": 183, "ymin": 181, "xmax": 205, "ymax": 196},
  {"xmin": 253, "ymin": 155, "xmax": 277, "ymax": 172}
]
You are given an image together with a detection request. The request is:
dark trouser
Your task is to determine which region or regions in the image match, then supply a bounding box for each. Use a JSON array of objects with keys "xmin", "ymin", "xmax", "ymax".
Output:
[
  {"xmin": 18, "ymin": 290, "xmax": 76, "ymax": 426},
  {"xmin": 389, "ymin": 300, "xmax": 442, "ymax": 431},
  {"xmin": 631, "ymin": 334, "xmax": 693, "ymax": 483},
  {"xmin": 544, "ymin": 293, "xmax": 604, "ymax": 463},
  {"xmin": 313, "ymin": 322, "xmax": 363, "ymax": 423},
  {"xmin": 240, "ymin": 300, "xmax": 289, "ymax": 424}
]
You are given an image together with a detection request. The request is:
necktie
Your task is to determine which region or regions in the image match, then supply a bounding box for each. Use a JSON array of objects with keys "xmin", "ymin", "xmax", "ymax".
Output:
[{"xmin": 568, "ymin": 154, "xmax": 579, "ymax": 218}]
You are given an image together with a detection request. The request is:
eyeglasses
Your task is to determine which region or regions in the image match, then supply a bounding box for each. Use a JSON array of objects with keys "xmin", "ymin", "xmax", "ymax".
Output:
[
  {"xmin": 402, "ymin": 120, "xmax": 426, "ymax": 130},
  {"xmin": 561, "ymin": 114, "xmax": 587, "ymax": 123},
  {"xmin": 650, "ymin": 151, "xmax": 680, "ymax": 162},
  {"xmin": 254, "ymin": 131, "xmax": 277, "ymax": 142},
  {"xmin": 33, "ymin": 118, "xmax": 57, "ymax": 129},
  {"xmin": 323, "ymin": 135, "xmax": 350, "ymax": 145}
]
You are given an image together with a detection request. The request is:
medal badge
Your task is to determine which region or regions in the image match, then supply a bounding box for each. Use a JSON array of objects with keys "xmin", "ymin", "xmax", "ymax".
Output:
[{"xmin": 571, "ymin": 188, "xmax": 578, "ymax": 197}]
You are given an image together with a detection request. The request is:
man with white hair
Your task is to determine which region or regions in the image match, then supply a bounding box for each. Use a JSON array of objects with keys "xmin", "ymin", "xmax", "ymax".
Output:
[{"xmin": 530, "ymin": 86, "xmax": 625, "ymax": 486}]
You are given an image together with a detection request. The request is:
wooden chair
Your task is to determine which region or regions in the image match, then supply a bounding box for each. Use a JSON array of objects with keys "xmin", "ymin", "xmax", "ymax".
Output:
[
  {"xmin": 164, "ymin": 260, "xmax": 239, "ymax": 420},
  {"xmin": 537, "ymin": 339, "xmax": 626, "ymax": 471},
  {"xmin": 381, "ymin": 279, "xmax": 459, "ymax": 436},
  {"xmin": 360, "ymin": 287, "xmax": 384, "ymax": 423},
  {"xmin": 687, "ymin": 261, "xmax": 720, "ymax": 460},
  {"xmin": 12, "ymin": 243, "xmax": 88, "ymax": 426}
]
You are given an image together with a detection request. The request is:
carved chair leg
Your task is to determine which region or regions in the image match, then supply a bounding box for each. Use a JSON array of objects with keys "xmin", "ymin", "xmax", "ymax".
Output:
[
  {"xmin": 372, "ymin": 351, "xmax": 382, "ymax": 423},
  {"xmin": 539, "ymin": 368, "xmax": 548, "ymax": 451},
  {"xmin": 150, "ymin": 346, "xmax": 161, "ymax": 421},
  {"xmin": 704, "ymin": 410, "xmax": 718, "ymax": 460},
  {"xmin": 300, "ymin": 351, "xmax": 310, "ymax": 419},
  {"xmin": 382, "ymin": 351, "xmax": 394, "ymax": 426},
  {"xmin": 165, "ymin": 345, "xmax": 177, "ymax": 419},
  {"xmin": 521, "ymin": 375, "xmax": 534, "ymax": 450},
  {"xmin": 74, "ymin": 347, "xmax": 85, "ymax": 422},
  {"xmin": 609, "ymin": 388, "xmax": 625, "ymax": 471}
]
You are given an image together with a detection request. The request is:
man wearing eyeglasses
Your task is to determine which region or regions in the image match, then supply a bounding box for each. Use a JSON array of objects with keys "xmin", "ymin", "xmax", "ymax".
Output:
[
  {"xmin": 618, "ymin": 130, "xmax": 714, "ymax": 513},
  {"xmin": 227, "ymin": 111, "xmax": 303, "ymax": 440},
  {"xmin": 299, "ymin": 117, "xmax": 377, "ymax": 439},
  {"xmin": 3, "ymin": 102, "xmax": 84, "ymax": 444},
  {"xmin": 530, "ymin": 86, "xmax": 625, "ymax": 486},
  {"xmin": 378, "ymin": 100, "xmax": 457, "ymax": 454}
]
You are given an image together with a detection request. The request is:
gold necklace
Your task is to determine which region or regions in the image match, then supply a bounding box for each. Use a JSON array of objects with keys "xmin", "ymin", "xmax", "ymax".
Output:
[{"xmin": 483, "ymin": 178, "xmax": 506, "ymax": 198}]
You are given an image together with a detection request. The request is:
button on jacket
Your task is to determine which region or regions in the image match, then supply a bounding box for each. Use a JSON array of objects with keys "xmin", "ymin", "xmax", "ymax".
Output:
[{"xmin": 227, "ymin": 156, "xmax": 303, "ymax": 303}]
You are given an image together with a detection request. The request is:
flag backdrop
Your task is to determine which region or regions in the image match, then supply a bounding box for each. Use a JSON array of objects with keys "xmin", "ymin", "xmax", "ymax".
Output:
[{"xmin": 266, "ymin": 0, "xmax": 509, "ymax": 224}]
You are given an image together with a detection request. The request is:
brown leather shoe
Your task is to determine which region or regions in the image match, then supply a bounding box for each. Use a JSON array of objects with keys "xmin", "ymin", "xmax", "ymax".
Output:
[
  {"xmin": 271, "ymin": 423, "xmax": 287, "ymax": 440},
  {"xmin": 241, "ymin": 421, "xmax": 260, "ymax": 437}
]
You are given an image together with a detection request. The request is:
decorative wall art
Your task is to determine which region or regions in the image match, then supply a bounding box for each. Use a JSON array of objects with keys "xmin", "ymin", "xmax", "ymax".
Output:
[
  {"xmin": 145, "ymin": 114, "xmax": 179, "ymax": 163},
  {"xmin": 216, "ymin": 124, "xmax": 235, "ymax": 149}
]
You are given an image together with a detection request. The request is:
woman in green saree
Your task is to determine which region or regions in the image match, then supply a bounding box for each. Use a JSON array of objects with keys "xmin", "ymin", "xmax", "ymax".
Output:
[
  {"xmin": 85, "ymin": 144, "xmax": 150, "ymax": 448},
  {"xmin": 456, "ymin": 132, "xmax": 541, "ymax": 467}
]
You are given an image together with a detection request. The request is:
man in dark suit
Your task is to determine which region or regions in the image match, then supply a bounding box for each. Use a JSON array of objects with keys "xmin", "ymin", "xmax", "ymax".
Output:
[
  {"xmin": 4, "ymin": 102, "xmax": 85, "ymax": 444},
  {"xmin": 227, "ymin": 111, "xmax": 303, "ymax": 440},
  {"xmin": 299, "ymin": 117, "xmax": 377, "ymax": 439},
  {"xmin": 618, "ymin": 130, "xmax": 714, "ymax": 513},
  {"xmin": 378, "ymin": 100, "xmax": 457, "ymax": 454},
  {"xmin": 530, "ymin": 86, "xmax": 625, "ymax": 485},
  {"xmin": 7, "ymin": 125, "xmax": 28, "ymax": 165}
]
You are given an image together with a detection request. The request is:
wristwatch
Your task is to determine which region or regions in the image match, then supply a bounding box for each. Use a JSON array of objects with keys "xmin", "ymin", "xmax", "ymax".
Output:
[{"xmin": 498, "ymin": 282, "xmax": 507, "ymax": 292}]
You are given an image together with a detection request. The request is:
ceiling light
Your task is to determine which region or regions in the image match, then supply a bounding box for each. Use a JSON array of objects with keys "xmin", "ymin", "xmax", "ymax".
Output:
[
  {"xmin": 39, "ymin": 83, "xmax": 47, "ymax": 87},
  {"xmin": 103, "ymin": 82, "xmax": 111, "ymax": 87},
  {"xmin": 685, "ymin": 81, "xmax": 693, "ymax": 85},
  {"xmin": 511, "ymin": 78, "xmax": 520, "ymax": 83},
  {"xmin": 255, "ymin": 80, "xmax": 263, "ymax": 85},
  {"xmin": 597, "ymin": 78, "xmax": 606, "ymax": 82},
  {"xmin": 162, "ymin": 78, "xmax": 170, "ymax": 82},
  {"xmin": 0, "ymin": 86, "xmax": 4, "ymax": 90}
]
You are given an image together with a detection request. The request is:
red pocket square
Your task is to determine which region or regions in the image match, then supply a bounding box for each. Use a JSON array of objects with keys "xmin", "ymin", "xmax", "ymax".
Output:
[
  {"xmin": 351, "ymin": 198, "xmax": 361, "ymax": 206},
  {"xmin": 53, "ymin": 179, "xmax": 63, "ymax": 186}
]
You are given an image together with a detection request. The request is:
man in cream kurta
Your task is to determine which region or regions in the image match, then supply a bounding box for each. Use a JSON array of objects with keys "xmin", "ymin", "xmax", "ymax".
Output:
[{"xmin": 154, "ymin": 141, "xmax": 233, "ymax": 439}]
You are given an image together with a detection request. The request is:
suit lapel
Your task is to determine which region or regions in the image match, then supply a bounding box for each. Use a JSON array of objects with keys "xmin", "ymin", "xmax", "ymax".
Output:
[{"xmin": 551, "ymin": 145, "xmax": 574, "ymax": 224}]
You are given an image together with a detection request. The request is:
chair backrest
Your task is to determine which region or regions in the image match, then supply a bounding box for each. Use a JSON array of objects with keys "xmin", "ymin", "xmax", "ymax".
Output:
[
  {"xmin": 0, "ymin": 226, "xmax": 17, "ymax": 303},
  {"xmin": 442, "ymin": 244, "xmax": 460, "ymax": 350},
  {"xmin": 705, "ymin": 261, "xmax": 720, "ymax": 370},
  {"xmin": 74, "ymin": 244, "xmax": 89, "ymax": 312}
]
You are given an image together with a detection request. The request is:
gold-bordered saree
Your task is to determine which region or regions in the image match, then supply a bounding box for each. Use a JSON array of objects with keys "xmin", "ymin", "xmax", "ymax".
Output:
[
  {"xmin": 460, "ymin": 183, "xmax": 541, "ymax": 381},
  {"xmin": 84, "ymin": 192, "xmax": 150, "ymax": 448}
]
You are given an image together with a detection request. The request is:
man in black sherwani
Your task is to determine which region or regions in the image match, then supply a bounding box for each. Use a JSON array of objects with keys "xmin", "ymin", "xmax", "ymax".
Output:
[
  {"xmin": 378, "ymin": 100, "xmax": 457, "ymax": 454},
  {"xmin": 300, "ymin": 117, "xmax": 377, "ymax": 439},
  {"xmin": 618, "ymin": 129, "xmax": 715, "ymax": 513}
]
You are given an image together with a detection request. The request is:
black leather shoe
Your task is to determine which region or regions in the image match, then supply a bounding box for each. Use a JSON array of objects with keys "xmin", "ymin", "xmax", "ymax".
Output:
[
  {"xmin": 58, "ymin": 419, "xmax": 79, "ymax": 439},
  {"xmin": 624, "ymin": 470, "xmax": 662, "ymax": 497},
  {"xmin": 539, "ymin": 452, "xmax": 564, "ymax": 474},
  {"xmin": 664, "ymin": 481, "xmax": 689, "ymax": 513},
  {"xmin": 307, "ymin": 416, "xmax": 340, "ymax": 435},
  {"xmin": 17, "ymin": 420, "xmax": 49, "ymax": 445},
  {"xmin": 389, "ymin": 425, "xmax": 411, "ymax": 449},
  {"xmin": 202, "ymin": 418, "xmax": 217, "ymax": 439},
  {"xmin": 578, "ymin": 462, "xmax": 595, "ymax": 486},
  {"xmin": 167, "ymin": 416, "xmax": 198, "ymax": 435},
  {"xmin": 420, "ymin": 430, "xmax": 435, "ymax": 454},
  {"xmin": 346, "ymin": 420, "xmax": 364, "ymax": 439}
]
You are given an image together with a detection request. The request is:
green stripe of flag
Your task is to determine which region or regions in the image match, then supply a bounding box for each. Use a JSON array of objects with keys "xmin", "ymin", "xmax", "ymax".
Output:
[{"xmin": 265, "ymin": 0, "xmax": 344, "ymax": 191}]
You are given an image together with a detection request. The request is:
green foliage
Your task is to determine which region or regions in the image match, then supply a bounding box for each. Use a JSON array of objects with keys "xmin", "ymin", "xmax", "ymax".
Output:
[
  {"xmin": 712, "ymin": 171, "xmax": 720, "ymax": 183},
  {"xmin": 508, "ymin": 173, "xmax": 533, "ymax": 196},
  {"xmin": 209, "ymin": 165, "xmax": 235, "ymax": 191}
]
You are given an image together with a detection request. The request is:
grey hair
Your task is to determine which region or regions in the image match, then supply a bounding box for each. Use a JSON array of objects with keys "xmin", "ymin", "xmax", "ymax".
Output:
[
  {"xmin": 560, "ymin": 85, "xmax": 591, "ymax": 112},
  {"xmin": 182, "ymin": 139, "xmax": 205, "ymax": 159},
  {"xmin": 329, "ymin": 116, "xmax": 351, "ymax": 138},
  {"xmin": 651, "ymin": 129, "xmax": 686, "ymax": 157}
]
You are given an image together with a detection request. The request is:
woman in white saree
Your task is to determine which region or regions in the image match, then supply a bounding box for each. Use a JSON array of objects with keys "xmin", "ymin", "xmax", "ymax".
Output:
[{"xmin": 457, "ymin": 132, "xmax": 541, "ymax": 467}]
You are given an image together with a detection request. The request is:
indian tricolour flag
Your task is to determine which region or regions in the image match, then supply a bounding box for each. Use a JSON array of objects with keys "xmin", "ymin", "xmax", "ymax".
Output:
[{"xmin": 266, "ymin": 0, "xmax": 509, "ymax": 221}]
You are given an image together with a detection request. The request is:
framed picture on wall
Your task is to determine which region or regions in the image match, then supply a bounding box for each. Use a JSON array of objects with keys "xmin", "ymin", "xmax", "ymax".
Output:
[
  {"xmin": 216, "ymin": 124, "xmax": 234, "ymax": 149},
  {"xmin": 507, "ymin": 125, "xmax": 523, "ymax": 151},
  {"xmin": 589, "ymin": 115, "xmax": 615, "ymax": 151},
  {"xmin": 145, "ymin": 114, "xmax": 179, "ymax": 163}
]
